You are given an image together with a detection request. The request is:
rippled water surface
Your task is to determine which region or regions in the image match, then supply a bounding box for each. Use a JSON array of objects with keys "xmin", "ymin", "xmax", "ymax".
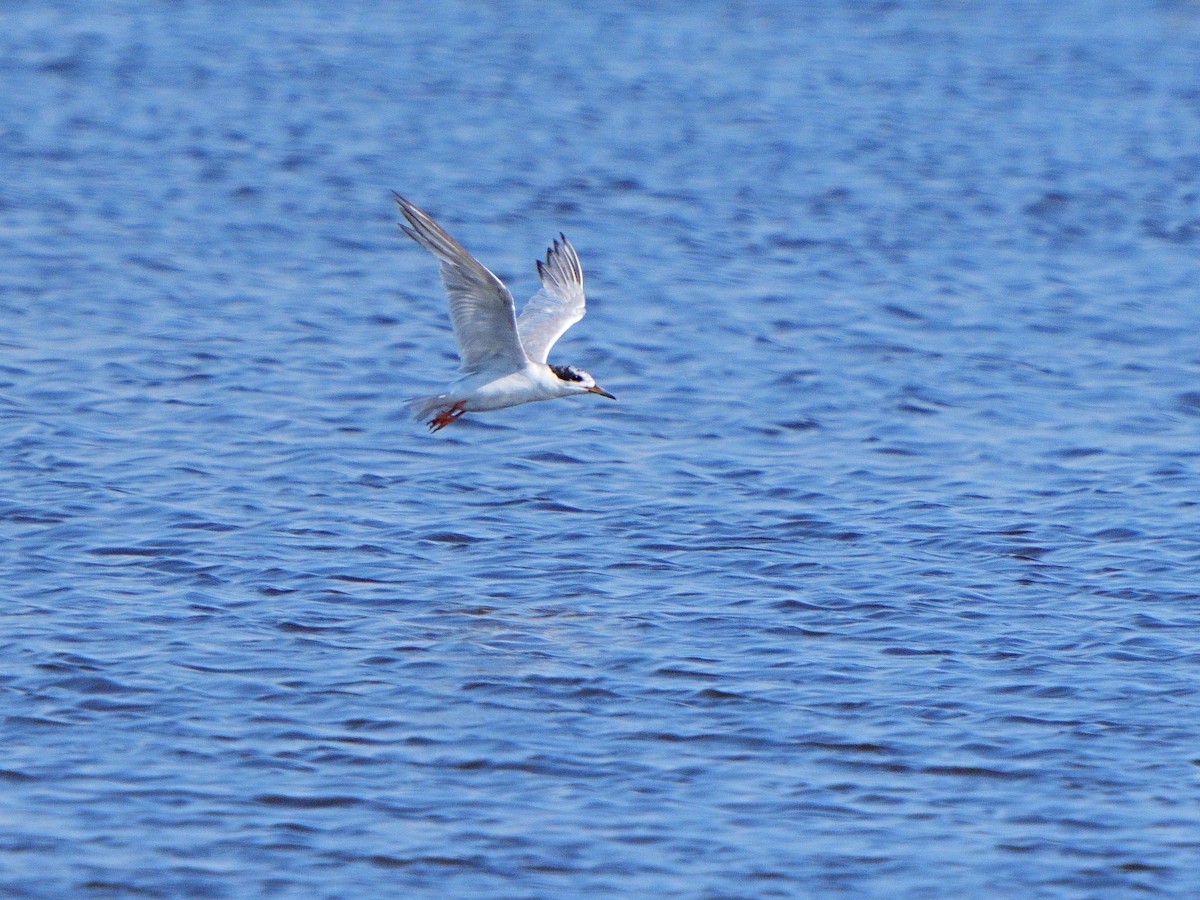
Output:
[{"xmin": 4, "ymin": 2, "xmax": 1200, "ymax": 896}]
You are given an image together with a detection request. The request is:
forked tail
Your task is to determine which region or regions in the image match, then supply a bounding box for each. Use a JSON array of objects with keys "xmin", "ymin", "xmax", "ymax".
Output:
[
  {"xmin": 406, "ymin": 394, "xmax": 452, "ymax": 422},
  {"xmin": 406, "ymin": 394, "xmax": 467, "ymax": 431}
]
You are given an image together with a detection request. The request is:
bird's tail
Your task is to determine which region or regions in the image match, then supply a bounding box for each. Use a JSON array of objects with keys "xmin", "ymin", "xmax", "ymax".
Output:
[{"xmin": 405, "ymin": 393, "xmax": 454, "ymax": 423}]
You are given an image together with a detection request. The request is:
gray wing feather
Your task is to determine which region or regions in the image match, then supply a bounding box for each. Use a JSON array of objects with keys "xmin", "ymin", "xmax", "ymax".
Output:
[
  {"xmin": 517, "ymin": 234, "xmax": 587, "ymax": 365},
  {"xmin": 394, "ymin": 194, "xmax": 528, "ymax": 374}
]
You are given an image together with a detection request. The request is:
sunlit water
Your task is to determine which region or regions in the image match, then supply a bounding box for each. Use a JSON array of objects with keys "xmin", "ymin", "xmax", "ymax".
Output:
[{"xmin": 3, "ymin": 2, "xmax": 1200, "ymax": 896}]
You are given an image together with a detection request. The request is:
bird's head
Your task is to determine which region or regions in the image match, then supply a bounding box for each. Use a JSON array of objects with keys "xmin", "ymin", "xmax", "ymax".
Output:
[{"xmin": 549, "ymin": 364, "xmax": 616, "ymax": 400}]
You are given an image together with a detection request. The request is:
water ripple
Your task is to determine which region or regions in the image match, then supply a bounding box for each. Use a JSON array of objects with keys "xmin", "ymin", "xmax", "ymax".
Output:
[{"xmin": 2, "ymin": 1, "xmax": 1200, "ymax": 896}]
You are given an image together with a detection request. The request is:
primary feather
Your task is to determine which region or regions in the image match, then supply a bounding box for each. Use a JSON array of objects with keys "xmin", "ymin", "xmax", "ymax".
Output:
[
  {"xmin": 517, "ymin": 234, "xmax": 588, "ymax": 365},
  {"xmin": 394, "ymin": 193, "xmax": 527, "ymax": 375}
]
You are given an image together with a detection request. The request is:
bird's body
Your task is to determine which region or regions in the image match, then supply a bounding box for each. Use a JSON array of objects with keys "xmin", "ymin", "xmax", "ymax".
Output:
[{"xmin": 394, "ymin": 194, "xmax": 614, "ymax": 431}]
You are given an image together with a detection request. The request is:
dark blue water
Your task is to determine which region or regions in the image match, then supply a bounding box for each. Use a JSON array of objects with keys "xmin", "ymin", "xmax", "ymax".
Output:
[{"xmin": 3, "ymin": 1, "xmax": 1200, "ymax": 895}]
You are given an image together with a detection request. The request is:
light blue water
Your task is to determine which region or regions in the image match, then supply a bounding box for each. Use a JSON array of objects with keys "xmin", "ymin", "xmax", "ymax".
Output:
[{"xmin": 3, "ymin": 2, "xmax": 1200, "ymax": 896}]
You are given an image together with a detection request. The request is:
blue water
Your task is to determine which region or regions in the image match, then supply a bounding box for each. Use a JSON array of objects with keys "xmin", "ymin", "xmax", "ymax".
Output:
[{"xmin": 3, "ymin": 1, "xmax": 1200, "ymax": 896}]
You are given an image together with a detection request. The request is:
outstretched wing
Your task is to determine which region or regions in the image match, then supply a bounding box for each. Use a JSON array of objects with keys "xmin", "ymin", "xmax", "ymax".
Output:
[
  {"xmin": 394, "ymin": 193, "xmax": 528, "ymax": 375},
  {"xmin": 516, "ymin": 234, "xmax": 587, "ymax": 365}
]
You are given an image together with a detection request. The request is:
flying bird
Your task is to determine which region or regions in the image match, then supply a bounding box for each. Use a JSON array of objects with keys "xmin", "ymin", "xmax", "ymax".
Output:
[{"xmin": 394, "ymin": 193, "xmax": 615, "ymax": 431}]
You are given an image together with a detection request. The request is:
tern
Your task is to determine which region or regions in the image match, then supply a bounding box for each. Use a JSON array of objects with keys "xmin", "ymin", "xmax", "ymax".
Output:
[{"xmin": 394, "ymin": 193, "xmax": 615, "ymax": 432}]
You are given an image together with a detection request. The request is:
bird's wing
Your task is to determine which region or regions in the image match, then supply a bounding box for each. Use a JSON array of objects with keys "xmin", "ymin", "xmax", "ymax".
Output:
[
  {"xmin": 394, "ymin": 194, "xmax": 528, "ymax": 375},
  {"xmin": 516, "ymin": 234, "xmax": 587, "ymax": 365}
]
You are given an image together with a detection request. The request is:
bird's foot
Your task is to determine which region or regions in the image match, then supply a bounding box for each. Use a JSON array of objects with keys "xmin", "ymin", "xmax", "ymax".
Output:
[{"xmin": 429, "ymin": 402, "xmax": 467, "ymax": 432}]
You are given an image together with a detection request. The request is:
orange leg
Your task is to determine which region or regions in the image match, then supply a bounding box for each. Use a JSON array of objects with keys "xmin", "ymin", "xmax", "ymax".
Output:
[{"xmin": 428, "ymin": 401, "xmax": 467, "ymax": 432}]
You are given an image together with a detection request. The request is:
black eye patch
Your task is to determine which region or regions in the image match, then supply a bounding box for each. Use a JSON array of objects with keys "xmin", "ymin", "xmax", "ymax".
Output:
[{"xmin": 550, "ymin": 364, "xmax": 584, "ymax": 382}]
